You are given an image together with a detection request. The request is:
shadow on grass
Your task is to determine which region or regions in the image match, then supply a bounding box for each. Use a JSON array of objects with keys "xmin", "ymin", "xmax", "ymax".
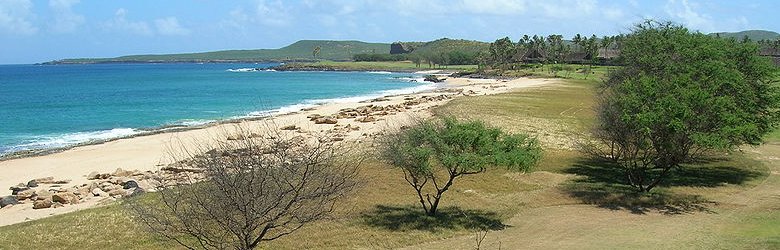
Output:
[
  {"xmin": 360, "ymin": 205, "xmax": 506, "ymax": 232},
  {"xmin": 561, "ymin": 157, "xmax": 765, "ymax": 215}
]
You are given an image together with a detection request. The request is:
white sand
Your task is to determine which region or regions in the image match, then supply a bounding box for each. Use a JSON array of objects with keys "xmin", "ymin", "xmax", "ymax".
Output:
[{"xmin": 0, "ymin": 77, "xmax": 556, "ymax": 226}]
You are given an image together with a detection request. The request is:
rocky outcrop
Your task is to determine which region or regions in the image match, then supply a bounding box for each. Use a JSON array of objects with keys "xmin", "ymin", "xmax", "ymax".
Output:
[{"xmin": 0, "ymin": 196, "xmax": 18, "ymax": 208}]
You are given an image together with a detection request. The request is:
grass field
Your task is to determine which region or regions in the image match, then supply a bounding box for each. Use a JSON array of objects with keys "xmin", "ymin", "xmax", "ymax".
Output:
[{"xmin": 1, "ymin": 71, "xmax": 778, "ymax": 249}]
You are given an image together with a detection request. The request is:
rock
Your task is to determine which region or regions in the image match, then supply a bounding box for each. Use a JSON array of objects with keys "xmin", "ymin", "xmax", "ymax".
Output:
[
  {"xmin": 26, "ymin": 180, "xmax": 38, "ymax": 188},
  {"xmin": 52, "ymin": 192, "xmax": 80, "ymax": 204},
  {"xmin": 1, "ymin": 196, "xmax": 19, "ymax": 208},
  {"xmin": 107, "ymin": 189, "xmax": 127, "ymax": 198},
  {"xmin": 86, "ymin": 171, "xmax": 100, "ymax": 180},
  {"xmin": 127, "ymin": 188, "xmax": 145, "ymax": 197},
  {"xmin": 15, "ymin": 189, "xmax": 36, "ymax": 200},
  {"xmin": 423, "ymin": 75, "xmax": 443, "ymax": 83},
  {"xmin": 280, "ymin": 125, "xmax": 297, "ymax": 130},
  {"xmin": 10, "ymin": 185, "xmax": 29, "ymax": 195},
  {"xmin": 355, "ymin": 116, "xmax": 376, "ymax": 123},
  {"xmin": 33, "ymin": 177, "xmax": 55, "ymax": 184},
  {"xmin": 36, "ymin": 189, "xmax": 53, "ymax": 201},
  {"xmin": 331, "ymin": 137, "xmax": 344, "ymax": 142},
  {"xmin": 314, "ymin": 117, "xmax": 338, "ymax": 124},
  {"xmin": 33, "ymin": 199, "xmax": 53, "ymax": 209},
  {"xmin": 99, "ymin": 182, "xmax": 118, "ymax": 192},
  {"xmin": 52, "ymin": 202, "xmax": 64, "ymax": 208},
  {"xmin": 91, "ymin": 188, "xmax": 109, "ymax": 197},
  {"xmin": 113, "ymin": 168, "xmax": 134, "ymax": 177},
  {"xmin": 122, "ymin": 180, "xmax": 139, "ymax": 189}
]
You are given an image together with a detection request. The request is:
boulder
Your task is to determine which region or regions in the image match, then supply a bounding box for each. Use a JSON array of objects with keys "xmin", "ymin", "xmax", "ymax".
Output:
[
  {"xmin": 91, "ymin": 188, "xmax": 109, "ymax": 197},
  {"xmin": 122, "ymin": 180, "xmax": 139, "ymax": 190},
  {"xmin": 107, "ymin": 189, "xmax": 127, "ymax": 198},
  {"xmin": 355, "ymin": 116, "xmax": 376, "ymax": 123},
  {"xmin": 26, "ymin": 179, "xmax": 38, "ymax": 188},
  {"xmin": 0, "ymin": 196, "xmax": 19, "ymax": 208},
  {"xmin": 113, "ymin": 168, "xmax": 135, "ymax": 177},
  {"xmin": 15, "ymin": 189, "xmax": 36, "ymax": 200},
  {"xmin": 33, "ymin": 199, "xmax": 53, "ymax": 209},
  {"xmin": 52, "ymin": 192, "xmax": 79, "ymax": 204},
  {"xmin": 314, "ymin": 117, "xmax": 338, "ymax": 124},
  {"xmin": 280, "ymin": 125, "xmax": 297, "ymax": 130},
  {"xmin": 10, "ymin": 185, "xmax": 29, "ymax": 195},
  {"xmin": 127, "ymin": 188, "xmax": 145, "ymax": 197},
  {"xmin": 35, "ymin": 189, "xmax": 53, "ymax": 201}
]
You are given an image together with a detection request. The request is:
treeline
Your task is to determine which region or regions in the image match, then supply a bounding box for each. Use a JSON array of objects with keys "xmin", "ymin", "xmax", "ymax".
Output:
[
  {"xmin": 353, "ymin": 51, "xmax": 479, "ymax": 67},
  {"xmin": 482, "ymin": 34, "xmax": 625, "ymax": 67}
]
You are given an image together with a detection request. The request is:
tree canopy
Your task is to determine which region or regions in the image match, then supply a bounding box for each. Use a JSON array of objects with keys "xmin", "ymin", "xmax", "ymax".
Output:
[
  {"xmin": 590, "ymin": 20, "xmax": 780, "ymax": 192},
  {"xmin": 380, "ymin": 117, "xmax": 542, "ymax": 215}
]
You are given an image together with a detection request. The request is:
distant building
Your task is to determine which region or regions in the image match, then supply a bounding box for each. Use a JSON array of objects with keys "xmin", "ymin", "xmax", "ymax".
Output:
[{"xmin": 759, "ymin": 47, "xmax": 780, "ymax": 66}]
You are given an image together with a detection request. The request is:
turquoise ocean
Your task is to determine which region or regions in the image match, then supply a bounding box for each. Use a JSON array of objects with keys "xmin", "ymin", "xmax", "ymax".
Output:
[{"xmin": 0, "ymin": 63, "xmax": 434, "ymax": 155}]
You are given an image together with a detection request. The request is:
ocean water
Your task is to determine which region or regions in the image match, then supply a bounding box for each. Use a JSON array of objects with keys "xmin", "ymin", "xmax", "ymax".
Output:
[{"xmin": 0, "ymin": 63, "xmax": 434, "ymax": 155}]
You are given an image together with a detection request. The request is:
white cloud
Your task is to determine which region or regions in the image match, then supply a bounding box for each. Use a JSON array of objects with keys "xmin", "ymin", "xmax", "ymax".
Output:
[
  {"xmin": 253, "ymin": 0, "xmax": 291, "ymax": 27},
  {"xmin": 49, "ymin": 0, "xmax": 84, "ymax": 33},
  {"xmin": 457, "ymin": 0, "xmax": 527, "ymax": 15},
  {"xmin": 664, "ymin": 0, "xmax": 714, "ymax": 32},
  {"xmin": 0, "ymin": 0, "xmax": 38, "ymax": 35},
  {"xmin": 602, "ymin": 7, "xmax": 625, "ymax": 20},
  {"xmin": 155, "ymin": 17, "xmax": 190, "ymax": 36},
  {"xmin": 102, "ymin": 8, "xmax": 153, "ymax": 36}
]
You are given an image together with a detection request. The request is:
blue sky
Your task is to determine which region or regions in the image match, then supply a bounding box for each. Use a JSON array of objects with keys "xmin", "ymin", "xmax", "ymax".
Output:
[{"xmin": 0, "ymin": 0, "xmax": 778, "ymax": 64}]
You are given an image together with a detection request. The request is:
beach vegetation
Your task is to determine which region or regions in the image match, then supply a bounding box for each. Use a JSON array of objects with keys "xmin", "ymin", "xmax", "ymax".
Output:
[
  {"xmin": 585, "ymin": 20, "xmax": 780, "ymax": 192},
  {"xmin": 378, "ymin": 117, "xmax": 542, "ymax": 216},
  {"xmin": 126, "ymin": 129, "xmax": 361, "ymax": 249}
]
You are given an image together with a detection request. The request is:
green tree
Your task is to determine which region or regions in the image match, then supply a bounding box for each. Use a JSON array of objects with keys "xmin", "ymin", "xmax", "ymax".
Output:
[
  {"xmin": 488, "ymin": 37, "xmax": 515, "ymax": 65},
  {"xmin": 589, "ymin": 20, "xmax": 780, "ymax": 192},
  {"xmin": 379, "ymin": 117, "xmax": 542, "ymax": 216}
]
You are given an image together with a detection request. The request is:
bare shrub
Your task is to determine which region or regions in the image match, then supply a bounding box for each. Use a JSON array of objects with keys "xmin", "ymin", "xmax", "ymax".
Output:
[{"xmin": 127, "ymin": 125, "xmax": 361, "ymax": 249}]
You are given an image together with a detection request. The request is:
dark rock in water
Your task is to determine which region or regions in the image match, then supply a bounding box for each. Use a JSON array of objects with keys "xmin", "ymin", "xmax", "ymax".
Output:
[
  {"xmin": 423, "ymin": 75, "xmax": 443, "ymax": 83},
  {"xmin": 123, "ymin": 180, "xmax": 139, "ymax": 190},
  {"xmin": 27, "ymin": 180, "xmax": 38, "ymax": 188},
  {"xmin": 1, "ymin": 196, "xmax": 19, "ymax": 207}
]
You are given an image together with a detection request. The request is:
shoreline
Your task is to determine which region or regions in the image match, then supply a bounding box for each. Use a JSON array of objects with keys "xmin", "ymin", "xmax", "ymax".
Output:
[
  {"xmin": 0, "ymin": 69, "xmax": 450, "ymax": 161},
  {"xmin": 0, "ymin": 76, "xmax": 558, "ymax": 226}
]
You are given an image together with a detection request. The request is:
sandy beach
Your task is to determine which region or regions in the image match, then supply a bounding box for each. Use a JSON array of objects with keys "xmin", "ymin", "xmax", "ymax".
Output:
[{"xmin": 0, "ymin": 76, "xmax": 556, "ymax": 226}]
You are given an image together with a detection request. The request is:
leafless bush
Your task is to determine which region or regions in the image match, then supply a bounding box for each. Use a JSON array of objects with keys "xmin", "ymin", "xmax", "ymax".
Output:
[{"xmin": 127, "ymin": 125, "xmax": 361, "ymax": 250}]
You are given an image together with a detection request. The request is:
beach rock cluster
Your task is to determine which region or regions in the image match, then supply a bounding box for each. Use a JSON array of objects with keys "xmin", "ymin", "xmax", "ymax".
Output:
[{"xmin": 1, "ymin": 167, "xmax": 204, "ymax": 210}]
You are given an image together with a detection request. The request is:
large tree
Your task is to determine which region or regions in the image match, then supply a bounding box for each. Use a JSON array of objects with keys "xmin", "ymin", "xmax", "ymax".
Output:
[
  {"xmin": 379, "ymin": 117, "xmax": 542, "ymax": 216},
  {"xmin": 589, "ymin": 20, "xmax": 780, "ymax": 192}
]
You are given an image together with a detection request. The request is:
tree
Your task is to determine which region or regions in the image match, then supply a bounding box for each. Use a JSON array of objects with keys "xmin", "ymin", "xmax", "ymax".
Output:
[
  {"xmin": 584, "ymin": 34, "xmax": 599, "ymax": 64},
  {"xmin": 572, "ymin": 33, "xmax": 584, "ymax": 52},
  {"xmin": 587, "ymin": 20, "xmax": 780, "ymax": 192},
  {"xmin": 312, "ymin": 46, "xmax": 321, "ymax": 59},
  {"xmin": 488, "ymin": 37, "xmax": 515, "ymax": 66},
  {"xmin": 128, "ymin": 127, "xmax": 361, "ymax": 249},
  {"xmin": 379, "ymin": 117, "xmax": 542, "ymax": 216}
]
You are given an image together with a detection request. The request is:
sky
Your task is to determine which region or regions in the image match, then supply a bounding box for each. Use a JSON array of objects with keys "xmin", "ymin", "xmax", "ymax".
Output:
[{"xmin": 0, "ymin": 0, "xmax": 778, "ymax": 64}]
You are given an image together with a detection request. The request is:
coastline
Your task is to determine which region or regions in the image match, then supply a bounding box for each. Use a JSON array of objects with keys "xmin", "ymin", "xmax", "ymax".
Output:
[{"xmin": 0, "ymin": 76, "xmax": 558, "ymax": 226}]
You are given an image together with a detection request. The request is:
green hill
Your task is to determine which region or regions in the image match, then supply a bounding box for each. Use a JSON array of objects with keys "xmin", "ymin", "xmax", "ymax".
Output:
[
  {"xmin": 710, "ymin": 30, "xmax": 780, "ymax": 41},
  {"xmin": 48, "ymin": 40, "xmax": 390, "ymax": 64},
  {"xmin": 407, "ymin": 38, "xmax": 489, "ymax": 56}
]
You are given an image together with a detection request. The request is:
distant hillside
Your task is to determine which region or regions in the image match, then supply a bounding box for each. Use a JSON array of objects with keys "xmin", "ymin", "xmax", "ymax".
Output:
[
  {"xmin": 47, "ymin": 40, "xmax": 390, "ymax": 64},
  {"xmin": 710, "ymin": 30, "xmax": 780, "ymax": 41},
  {"xmin": 408, "ymin": 38, "xmax": 490, "ymax": 56}
]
